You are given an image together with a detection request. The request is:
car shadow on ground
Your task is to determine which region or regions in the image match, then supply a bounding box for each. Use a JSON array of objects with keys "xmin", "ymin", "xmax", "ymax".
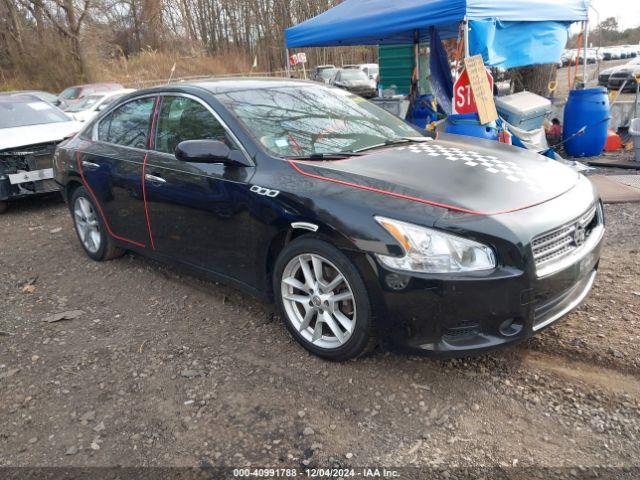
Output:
[{"xmin": 3, "ymin": 193, "xmax": 65, "ymax": 216}]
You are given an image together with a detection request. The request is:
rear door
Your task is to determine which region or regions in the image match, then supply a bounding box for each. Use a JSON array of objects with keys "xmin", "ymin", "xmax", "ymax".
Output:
[
  {"xmin": 78, "ymin": 96, "xmax": 157, "ymax": 249},
  {"xmin": 143, "ymin": 94, "xmax": 257, "ymax": 283}
]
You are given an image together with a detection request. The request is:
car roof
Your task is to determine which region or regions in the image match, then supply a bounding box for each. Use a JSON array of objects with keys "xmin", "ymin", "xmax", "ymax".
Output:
[{"xmin": 136, "ymin": 77, "xmax": 326, "ymax": 96}]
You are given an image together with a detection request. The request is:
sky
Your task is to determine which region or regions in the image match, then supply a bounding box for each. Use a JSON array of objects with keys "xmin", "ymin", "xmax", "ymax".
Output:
[{"xmin": 588, "ymin": 0, "xmax": 640, "ymax": 30}]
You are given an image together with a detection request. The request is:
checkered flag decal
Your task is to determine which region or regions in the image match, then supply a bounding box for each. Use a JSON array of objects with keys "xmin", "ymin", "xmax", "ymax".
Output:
[{"xmin": 396, "ymin": 142, "xmax": 544, "ymax": 192}]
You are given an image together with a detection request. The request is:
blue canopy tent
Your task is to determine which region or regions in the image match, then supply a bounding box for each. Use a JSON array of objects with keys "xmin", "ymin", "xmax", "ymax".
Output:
[{"xmin": 285, "ymin": 0, "xmax": 589, "ymax": 69}]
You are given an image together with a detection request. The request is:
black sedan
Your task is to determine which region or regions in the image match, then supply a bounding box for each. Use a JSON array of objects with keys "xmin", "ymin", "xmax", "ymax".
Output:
[
  {"xmin": 53, "ymin": 79, "xmax": 604, "ymax": 361},
  {"xmin": 330, "ymin": 69, "xmax": 377, "ymax": 98}
]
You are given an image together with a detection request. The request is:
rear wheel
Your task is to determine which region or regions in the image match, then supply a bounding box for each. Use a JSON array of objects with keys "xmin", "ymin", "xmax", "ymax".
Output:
[
  {"xmin": 274, "ymin": 237, "xmax": 376, "ymax": 361},
  {"xmin": 71, "ymin": 186, "xmax": 124, "ymax": 261},
  {"xmin": 0, "ymin": 201, "xmax": 7, "ymax": 214}
]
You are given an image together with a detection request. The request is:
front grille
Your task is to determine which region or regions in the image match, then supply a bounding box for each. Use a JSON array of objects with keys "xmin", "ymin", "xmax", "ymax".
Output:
[{"xmin": 532, "ymin": 205, "xmax": 599, "ymax": 275}]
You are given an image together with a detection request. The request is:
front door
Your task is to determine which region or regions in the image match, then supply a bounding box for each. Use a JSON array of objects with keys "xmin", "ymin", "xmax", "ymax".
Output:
[
  {"xmin": 143, "ymin": 94, "xmax": 257, "ymax": 285},
  {"xmin": 79, "ymin": 96, "xmax": 157, "ymax": 249}
]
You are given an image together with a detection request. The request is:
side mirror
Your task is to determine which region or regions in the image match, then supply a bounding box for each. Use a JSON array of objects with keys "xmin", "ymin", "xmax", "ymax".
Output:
[{"xmin": 175, "ymin": 140, "xmax": 249, "ymax": 166}]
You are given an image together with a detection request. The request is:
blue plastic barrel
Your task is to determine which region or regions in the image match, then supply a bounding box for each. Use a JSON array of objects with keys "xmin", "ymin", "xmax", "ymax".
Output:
[
  {"xmin": 407, "ymin": 94, "xmax": 438, "ymax": 128},
  {"xmin": 444, "ymin": 113, "xmax": 499, "ymax": 141},
  {"xmin": 563, "ymin": 87, "xmax": 610, "ymax": 157}
]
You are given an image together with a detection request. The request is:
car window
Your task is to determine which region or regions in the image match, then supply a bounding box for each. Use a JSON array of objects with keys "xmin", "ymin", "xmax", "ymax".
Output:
[
  {"xmin": 60, "ymin": 87, "xmax": 81, "ymax": 100},
  {"xmin": 154, "ymin": 96, "xmax": 231, "ymax": 155},
  {"xmin": 97, "ymin": 97, "xmax": 155, "ymax": 148},
  {"xmin": 341, "ymin": 70, "xmax": 368, "ymax": 81},
  {"xmin": 67, "ymin": 94, "xmax": 105, "ymax": 112},
  {"xmin": 216, "ymin": 85, "xmax": 419, "ymax": 157}
]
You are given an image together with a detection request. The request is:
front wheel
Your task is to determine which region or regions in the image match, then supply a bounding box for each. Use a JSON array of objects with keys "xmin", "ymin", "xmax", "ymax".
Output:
[
  {"xmin": 70, "ymin": 186, "xmax": 124, "ymax": 261},
  {"xmin": 274, "ymin": 237, "xmax": 376, "ymax": 361}
]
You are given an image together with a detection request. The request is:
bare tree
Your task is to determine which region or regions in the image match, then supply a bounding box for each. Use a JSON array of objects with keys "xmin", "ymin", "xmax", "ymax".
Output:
[{"xmin": 22, "ymin": 0, "xmax": 92, "ymax": 80}]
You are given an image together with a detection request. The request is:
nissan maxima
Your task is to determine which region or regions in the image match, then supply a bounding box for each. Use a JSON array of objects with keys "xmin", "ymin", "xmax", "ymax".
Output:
[{"xmin": 53, "ymin": 79, "xmax": 604, "ymax": 361}]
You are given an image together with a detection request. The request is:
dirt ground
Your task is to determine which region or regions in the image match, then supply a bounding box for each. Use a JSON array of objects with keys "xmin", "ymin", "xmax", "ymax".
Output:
[{"xmin": 1, "ymin": 190, "xmax": 639, "ymax": 477}]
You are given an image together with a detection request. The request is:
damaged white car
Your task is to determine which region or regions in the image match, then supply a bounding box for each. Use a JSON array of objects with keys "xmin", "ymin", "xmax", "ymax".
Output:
[{"xmin": 0, "ymin": 95, "xmax": 81, "ymax": 213}]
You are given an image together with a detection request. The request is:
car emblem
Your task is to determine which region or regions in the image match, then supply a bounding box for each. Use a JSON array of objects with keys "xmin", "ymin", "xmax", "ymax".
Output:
[
  {"xmin": 573, "ymin": 225, "xmax": 586, "ymax": 247},
  {"xmin": 250, "ymin": 185, "xmax": 280, "ymax": 197}
]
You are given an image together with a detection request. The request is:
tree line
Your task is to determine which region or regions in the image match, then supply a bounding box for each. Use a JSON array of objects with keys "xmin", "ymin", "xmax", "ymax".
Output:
[{"xmin": 0, "ymin": 0, "xmax": 380, "ymax": 91}]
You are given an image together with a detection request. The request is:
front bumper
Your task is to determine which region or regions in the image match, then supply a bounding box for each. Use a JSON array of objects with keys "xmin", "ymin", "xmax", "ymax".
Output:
[
  {"xmin": 369, "ymin": 205, "xmax": 604, "ymax": 358},
  {"xmin": 0, "ymin": 144, "xmax": 61, "ymax": 202}
]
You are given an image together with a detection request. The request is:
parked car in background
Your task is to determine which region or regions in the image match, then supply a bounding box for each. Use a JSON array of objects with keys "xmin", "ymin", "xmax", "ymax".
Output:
[
  {"xmin": 310, "ymin": 65, "xmax": 336, "ymax": 83},
  {"xmin": 311, "ymin": 66, "xmax": 338, "ymax": 84},
  {"xmin": 607, "ymin": 58, "xmax": 640, "ymax": 92},
  {"xmin": 65, "ymin": 89, "xmax": 135, "ymax": 123},
  {"xmin": 0, "ymin": 95, "xmax": 81, "ymax": 213},
  {"xmin": 58, "ymin": 83, "xmax": 124, "ymax": 106},
  {"xmin": 330, "ymin": 69, "xmax": 376, "ymax": 98},
  {"xmin": 54, "ymin": 79, "xmax": 603, "ymax": 361},
  {"xmin": 598, "ymin": 57, "xmax": 640, "ymax": 87}
]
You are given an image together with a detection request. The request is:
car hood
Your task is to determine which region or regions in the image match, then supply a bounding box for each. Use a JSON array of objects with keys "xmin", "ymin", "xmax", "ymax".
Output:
[
  {"xmin": 0, "ymin": 121, "xmax": 82, "ymax": 151},
  {"xmin": 289, "ymin": 136, "xmax": 581, "ymax": 216},
  {"xmin": 614, "ymin": 66, "xmax": 640, "ymax": 75},
  {"xmin": 601, "ymin": 65, "xmax": 624, "ymax": 75}
]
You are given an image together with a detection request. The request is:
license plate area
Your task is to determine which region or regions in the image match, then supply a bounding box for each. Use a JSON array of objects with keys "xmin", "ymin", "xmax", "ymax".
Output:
[{"xmin": 8, "ymin": 168, "xmax": 54, "ymax": 185}]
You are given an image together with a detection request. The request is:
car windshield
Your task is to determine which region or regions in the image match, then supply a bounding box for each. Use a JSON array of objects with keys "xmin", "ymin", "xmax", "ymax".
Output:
[
  {"xmin": 216, "ymin": 85, "xmax": 419, "ymax": 158},
  {"xmin": 0, "ymin": 99, "xmax": 70, "ymax": 128},
  {"xmin": 340, "ymin": 70, "xmax": 368, "ymax": 81},
  {"xmin": 66, "ymin": 94, "xmax": 105, "ymax": 112},
  {"xmin": 319, "ymin": 69, "xmax": 337, "ymax": 80},
  {"xmin": 59, "ymin": 87, "xmax": 81, "ymax": 100}
]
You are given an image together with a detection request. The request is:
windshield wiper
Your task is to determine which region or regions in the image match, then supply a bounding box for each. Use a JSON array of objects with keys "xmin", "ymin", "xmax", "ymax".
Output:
[
  {"xmin": 353, "ymin": 137, "xmax": 430, "ymax": 153},
  {"xmin": 287, "ymin": 152, "xmax": 364, "ymax": 160}
]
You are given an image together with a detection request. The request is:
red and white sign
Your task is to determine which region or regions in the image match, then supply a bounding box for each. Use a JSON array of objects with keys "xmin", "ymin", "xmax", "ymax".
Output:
[
  {"xmin": 289, "ymin": 52, "xmax": 307, "ymax": 66},
  {"xmin": 453, "ymin": 68, "xmax": 494, "ymax": 114}
]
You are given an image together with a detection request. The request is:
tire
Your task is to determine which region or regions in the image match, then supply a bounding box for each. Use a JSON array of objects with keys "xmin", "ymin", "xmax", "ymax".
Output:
[
  {"xmin": 70, "ymin": 186, "xmax": 124, "ymax": 261},
  {"xmin": 0, "ymin": 201, "xmax": 7, "ymax": 214},
  {"xmin": 273, "ymin": 237, "xmax": 376, "ymax": 361}
]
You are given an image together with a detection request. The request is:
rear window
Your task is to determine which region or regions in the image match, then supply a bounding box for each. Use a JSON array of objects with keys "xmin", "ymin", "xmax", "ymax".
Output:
[
  {"xmin": 0, "ymin": 99, "xmax": 70, "ymax": 128},
  {"xmin": 60, "ymin": 87, "xmax": 81, "ymax": 100}
]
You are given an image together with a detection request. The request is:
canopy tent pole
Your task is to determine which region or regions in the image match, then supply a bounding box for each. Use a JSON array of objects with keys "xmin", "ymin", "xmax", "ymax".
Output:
[
  {"xmin": 414, "ymin": 29, "xmax": 420, "ymax": 96},
  {"xmin": 463, "ymin": 18, "xmax": 470, "ymax": 58},
  {"xmin": 583, "ymin": 20, "xmax": 589, "ymax": 88},
  {"xmin": 285, "ymin": 48, "xmax": 291, "ymax": 77}
]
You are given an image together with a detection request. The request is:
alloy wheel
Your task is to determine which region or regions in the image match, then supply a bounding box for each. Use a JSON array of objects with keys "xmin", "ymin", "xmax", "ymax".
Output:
[
  {"xmin": 74, "ymin": 197, "xmax": 101, "ymax": 254},
  {"xmin": 281, "ymin": 253, "xmax": 356, "ymax": 349}
]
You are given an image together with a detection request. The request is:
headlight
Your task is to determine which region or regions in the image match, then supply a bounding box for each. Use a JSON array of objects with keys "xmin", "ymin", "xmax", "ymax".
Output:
[{"xmin": 374, "ymin": 216, "xmax": 496, "ymax": 273}]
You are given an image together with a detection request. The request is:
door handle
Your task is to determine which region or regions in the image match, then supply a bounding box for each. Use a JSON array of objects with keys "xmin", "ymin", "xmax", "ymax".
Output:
[
  {"xmin": 145, "ymin": 173, "xmax": 166, "ymax": 184},
  {"xmin": 81, "ymin": 160, "xmax": 100, "ymax": 170}
]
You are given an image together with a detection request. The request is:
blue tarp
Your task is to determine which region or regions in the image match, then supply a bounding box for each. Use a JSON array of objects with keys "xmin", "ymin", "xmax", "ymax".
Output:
[
  {"xmin": 429, "ymin": 27, "xmax": 454, "ymax": 114},
  {"xmin": 285, "ymin": 0, "xmax": 588, "ymax": 53},
  {"xmin": 469, "ymin": 20, "xmax": 571, "ymax": 68}
]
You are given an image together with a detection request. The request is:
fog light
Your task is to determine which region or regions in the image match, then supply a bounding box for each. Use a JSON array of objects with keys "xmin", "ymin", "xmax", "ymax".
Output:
[
  {"xmin": 499, "ymin": 318, "xmax": 523, "ymax": 337},
  {"xmin": 385, "ymin": 273, "xmax": 410, "ymax": 290}
]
